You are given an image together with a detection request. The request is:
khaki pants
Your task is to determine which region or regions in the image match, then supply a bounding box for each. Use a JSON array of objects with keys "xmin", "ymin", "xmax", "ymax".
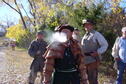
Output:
[{"xmin": 86, "ymin": 62, "xmax": 99, "ymax": 84}]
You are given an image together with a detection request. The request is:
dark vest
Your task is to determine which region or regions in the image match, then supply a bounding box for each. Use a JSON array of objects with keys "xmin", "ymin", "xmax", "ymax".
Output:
[{"xmin": 54, "ymin": 46, "xmax": 77, "ymax": 72}]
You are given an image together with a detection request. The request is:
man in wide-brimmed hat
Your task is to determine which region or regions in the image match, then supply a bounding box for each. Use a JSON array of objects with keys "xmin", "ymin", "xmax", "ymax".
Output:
[
  {"xmin": 43, "ymin": 24, "xmax": 89, "ymax": 84},
  {"xmin": 81, "ymin": 19, "xmax": 108, "ymax": 84}
]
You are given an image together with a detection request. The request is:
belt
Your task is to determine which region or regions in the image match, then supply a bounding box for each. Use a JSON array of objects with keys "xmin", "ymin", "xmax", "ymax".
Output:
[
  {"xmin": 55, "ymin": 68, "xmax": 77, "ymax": 72},
  {"xmin": 84, "ymin": 52, "xmax": 100, "ymax": 62},
  {"xmin": 84, "ymin": 52, "xmax": 93, "ymax": 56}
]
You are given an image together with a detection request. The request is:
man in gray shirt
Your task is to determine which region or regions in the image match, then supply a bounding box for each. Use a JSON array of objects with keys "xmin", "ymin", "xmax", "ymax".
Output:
[{"xmin": 81, "ymin": 19, "xmax": 108, "ymax": 84}]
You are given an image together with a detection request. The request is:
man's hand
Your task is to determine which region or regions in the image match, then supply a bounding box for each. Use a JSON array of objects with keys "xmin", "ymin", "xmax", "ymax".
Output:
[
  {"xmin": 91, "ymin": 51, "xmax": 99, "ymax": 57},
  {"xmin": 36, "ymin": 50, "xmax": 41, "ymax": 55},
  {"xmin": 115, "ymin": 57, "xmax": 121, "ymax": 61}
]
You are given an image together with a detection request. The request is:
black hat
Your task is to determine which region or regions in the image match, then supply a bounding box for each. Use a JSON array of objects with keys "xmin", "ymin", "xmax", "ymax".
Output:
[
  {"xmin": 74, "ymin": 28, "xmax": 79, "ymax": 31},
  {"xmin": 82, "ymin": 19, "xmax": 95, "ymax": 25},
  {"xmin": 55, "ymin": 24, "xmax": 74, "ymax": 32},
  {"xmin": 36, "ymin": 31, "xmax": 46, "ymax": 35}
]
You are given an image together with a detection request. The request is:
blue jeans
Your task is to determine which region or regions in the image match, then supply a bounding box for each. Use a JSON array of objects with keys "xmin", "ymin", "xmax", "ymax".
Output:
[{"xmin": 116, "ymin": 60, "xmax": 126, "ymax": 84}]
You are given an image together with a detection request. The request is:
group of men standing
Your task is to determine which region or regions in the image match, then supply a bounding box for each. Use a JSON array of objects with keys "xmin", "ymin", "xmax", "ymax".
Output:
[{"xmin": 28, "ymin": 18, "xmax": 126, "ymax": 84}]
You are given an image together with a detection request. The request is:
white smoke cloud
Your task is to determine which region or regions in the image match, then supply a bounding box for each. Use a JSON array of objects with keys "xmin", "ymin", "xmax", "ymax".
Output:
[
  {"xmin": 45, "ymin": 30, "xmax": 67, "ymax": 44},
  {"xmin": 51, "ymin": 32, "xmax": 67, "ymax": 43}
]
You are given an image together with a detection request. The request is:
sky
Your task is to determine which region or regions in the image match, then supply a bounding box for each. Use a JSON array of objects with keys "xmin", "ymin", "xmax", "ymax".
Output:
[
  {"xmin": 120, "ymin": 1, "xmax": 126, "ymax": 8},
  {"xmin": 0, "ymin": 0, "xmax": 82, "ymax": 25},
  {"xmin": 0, "ymin": 0, "xmax": 29, "ymax": 24},
  {"xmin": 0, "ymin": 6, "xmax": 20, "ymax": 24},
  {"xmin": 0, "ymin": 0, "xmax": 126, "ymax": 25}
]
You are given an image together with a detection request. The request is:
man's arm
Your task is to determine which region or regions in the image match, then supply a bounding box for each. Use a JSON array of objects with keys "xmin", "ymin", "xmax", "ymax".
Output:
[
  {"xmin": 76, "ymin": 46, "xmax": 89, "ymax": 84},
  {"xmin": 112, "ymin": 37, "xmax": 120, "ymax": 60},
  {"xmin": 96, "ymin": 32, "xmax": 108, "ymax": 55},
  {"xmin": 43, "ymin": 50, "xmax": 55, "ymax": 84},
  {"xmin": 78, "ymin": 57, "xmax": 89, "ymax": 84},
  {"xmin": 28, "ymin": 41, "xmax": 37, "ymax": 57}
]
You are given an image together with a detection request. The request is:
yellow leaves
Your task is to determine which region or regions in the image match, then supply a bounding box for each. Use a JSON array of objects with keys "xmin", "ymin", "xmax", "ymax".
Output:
[
  {"xmin": 56, "ymin": 3, "xmax": 66, "ymax": 11},
  {"xmin": 37, "ymin": 2, "xmax": 48, "ymax": 12},
  {"xmin": 6, "ymin": 24, "xmax": 27, "ymax": 42},
  {"xmin": 45, "ymin": 17, "xmax": 51, "ymax": 23},
  {"xmin": 34, "ymin": 0, "xmax": 42, "ymax": 2},
  {"xmin": 37, "ymin": 2, "xmax": 55, "ymax": 18},
  {"xmin": 48, "ymin": 10, "xmax": 55, "ymax": 17},
  {"xmin": 112, "ymin": 7, "xmax": 122, "ymax": 14},
  {"xmin": 109, "ymin": 0, "xmax": 122, "ymax": 8},
  {"xmin": 69, "ymin": 12, "xmax": 74, "ymax": 16},
  {"xmin": 51, "ymin": 21, "xmax": 59, "ymax": 27},
  {"xmin": 32, "ymin": 9, "xmax": 36, "ymax": 14},
  {"xmin": 111, "ymin": 0, "xmax": 122, "ymax": 3},
  {"xmin": 109, "ymin": 0, "xmax": 123, "ymax": 14}
]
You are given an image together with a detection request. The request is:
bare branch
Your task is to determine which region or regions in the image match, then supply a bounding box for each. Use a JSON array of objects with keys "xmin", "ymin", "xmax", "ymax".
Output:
[
  {"xmin": 28, "ymin": 0, "xmax": 33, "ymax": 9},
  {"xmin": 14, "ymin": 0, "xmax": 27, "ymax": 29},
  {"xmin": 2, "ymin": 0, "xmax": 19, "ymax": 13},
  {"xmin": 21, "ymin": 4, "xmax": 35, "ymax": 26},
  {"xmin": 27, "ymin": 0, "xmax": 37, "ymax": 26}
]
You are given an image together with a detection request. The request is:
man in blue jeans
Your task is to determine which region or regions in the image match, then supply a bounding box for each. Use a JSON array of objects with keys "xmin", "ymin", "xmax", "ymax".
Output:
[{"xmin": 112, "ymin": 27, "xmax": 126, "ymax": 84}]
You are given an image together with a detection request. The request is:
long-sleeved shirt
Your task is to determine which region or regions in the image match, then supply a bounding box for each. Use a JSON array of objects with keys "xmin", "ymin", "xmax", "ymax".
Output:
[
  {"xmin": 28, "ymin": 39, "xmax": 48, "ymax": 58},
  {"xmin": 81, "ymin": 30, "xmax": 108, "ymax": 55},
  {"xmin": 81, "ymin": 30, "xmax": 108, "ymax": 64},
  {"xmin": 28, "ymin": 39, "xmax": 48, "ymax": 71}
]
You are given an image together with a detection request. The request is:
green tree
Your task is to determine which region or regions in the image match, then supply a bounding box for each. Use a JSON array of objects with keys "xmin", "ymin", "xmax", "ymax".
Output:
[{"xmin": 65, "ymin": 2, "xmax": 106, "ymax": 32}]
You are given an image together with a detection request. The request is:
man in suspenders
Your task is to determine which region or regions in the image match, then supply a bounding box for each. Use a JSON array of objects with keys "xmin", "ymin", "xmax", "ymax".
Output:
[{"xmin": 81, "ymin": 19, "xmax": 108, "ymax": 84}]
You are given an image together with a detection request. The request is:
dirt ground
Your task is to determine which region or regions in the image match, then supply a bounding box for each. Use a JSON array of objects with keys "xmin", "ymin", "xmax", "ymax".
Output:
[
  {"xmin": 0, "ymin": 46, "xmax": 32, "ymax": 84},
  {"xmin": 0, "ymin": 46, "xmax": 116, "ymax": 84},
  {"xmin": 0, "ymin": 37, "xmax": 124, "ymax": 84},
  {"xmin": 0, "ymin": 46, "xmax": 42, "ymax": 84}
]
